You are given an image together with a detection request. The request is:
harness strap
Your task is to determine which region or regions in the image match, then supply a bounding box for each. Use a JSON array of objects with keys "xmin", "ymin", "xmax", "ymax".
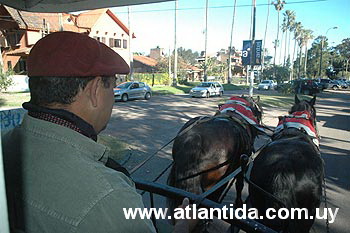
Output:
[{"xmin": 177, "ymin": 158, "xmax": 233, "ymax": 182}]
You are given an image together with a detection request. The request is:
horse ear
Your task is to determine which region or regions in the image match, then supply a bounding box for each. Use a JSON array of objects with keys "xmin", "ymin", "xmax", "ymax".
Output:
[
  {"xmin": 295, "ymin": 95, "xmax": 300, "ymax": 104},
  {"xmin": 256, "ymin": 95, "xmax": 260, "ymax": 103},
  {"xmin": 309, "ymin": 95, "xmax": 316, "ymax": 106}
]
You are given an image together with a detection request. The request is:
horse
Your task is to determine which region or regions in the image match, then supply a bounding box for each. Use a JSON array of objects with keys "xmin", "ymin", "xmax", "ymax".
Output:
[
  {"xmin": 167, "ymin": 95, "xmax": 264, "ymax": 213},
  {"xmin": 247, "ymin": 95, "xmax": 324, "ymax": 233}
]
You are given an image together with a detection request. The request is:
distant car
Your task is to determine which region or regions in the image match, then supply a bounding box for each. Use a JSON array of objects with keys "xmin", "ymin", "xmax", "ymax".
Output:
[
  {"xmin": 337, "ymin": 80, "xmax": 348, "ymax": 89},
  {"xmin": 257, "ymin": 80, "xmax": 277, "ymax": 90},
  {"xmin": 327, "ymin": 80, "xmax": 341, "ymax": 90},
  {"xmin": 189, "ymin": 82, "xmax": 224, "ymax": 98},
  {"xmin": 293, "ymin": 79, "xmax": 321, "ymax": 95},
  {"xmin": 114, "ymin": 81, "xmax": 152, "ymax": 102},
  {"xmin": 319, "ymin": 78, "xmax": 331, "ymax": 90}
]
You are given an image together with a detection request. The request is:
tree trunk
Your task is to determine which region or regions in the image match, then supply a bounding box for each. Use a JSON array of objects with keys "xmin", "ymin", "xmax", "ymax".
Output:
[
  {"xmin": 284, "ymin": 30, "xmax": 288, "ymax": 66},
  {"xmin": 291, "ymin": 39, "xmax": 297, "ymax": 80},
  {"xmin": 298, "ymin": 45, "xmax": 303, "ymax": 78},
  {"xmin": 304, "ymin": 43, "xmax": 308, "ymax": 78},
  {"xmin": 279, "ymin": 30, "xmax": 284, "ymax": 65}
]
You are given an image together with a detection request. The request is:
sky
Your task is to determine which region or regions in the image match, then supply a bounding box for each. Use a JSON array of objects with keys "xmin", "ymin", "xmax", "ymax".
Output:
[{"xmin": 112, "ymin": 0, "xmax": 349, "ymax": 62}]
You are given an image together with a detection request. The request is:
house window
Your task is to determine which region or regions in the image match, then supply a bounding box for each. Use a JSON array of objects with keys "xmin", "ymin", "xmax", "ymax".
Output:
[
  {"xmin": 101, "ymin": 37, "xmax": 106, "ymax": 44},
  {"xmin": 114, "ymin": 39, "xmax": 121, "ymax": 48},
  {"xmin": 109, "ymin": 38, "xmax": 114, "ymax": 47},
  {"xmin": 7, "ymin": 61, "xmax": 12, "ymax": 70},
  {"xmin": 19, "ymin": 59, "xmax": 26, "ymax": 72},
  {"xmin": 6, "ymin": 31, "xmax": 21, "ymax": 46},
  {"xmin": 123, "ymin": 39, "xmax": 127, "ymax": 49}
]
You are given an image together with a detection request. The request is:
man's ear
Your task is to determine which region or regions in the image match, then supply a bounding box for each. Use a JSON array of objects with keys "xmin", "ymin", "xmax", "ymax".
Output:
[{"xmin": 85, "ymin": 77, "xmax": 99, "ymax": 108}]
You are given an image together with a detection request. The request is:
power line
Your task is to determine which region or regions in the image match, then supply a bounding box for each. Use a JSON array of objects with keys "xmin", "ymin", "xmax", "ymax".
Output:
[{"xmin": 113, "ymin": 0, "xmax": 327, "ymax": 14}]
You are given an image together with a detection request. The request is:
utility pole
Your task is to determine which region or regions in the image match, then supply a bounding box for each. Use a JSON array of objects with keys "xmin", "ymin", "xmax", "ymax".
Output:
[
  {"xmin": 168, "ymin": 47, "xmax": 172, "ymax": 81},
  {"xmin": 59, "ymin": 13, "xmax": 63, "ymax": 31},
  {"xmin": 172, "ymin": 0, "xmax": 178, "ymax": 86},
  {"xmin": 128, "ymin": 7, "xmax": 134, "ymax": 80},
  {"xmin": 203, "ymin": 0, "xmax": 209, "ymax": 82},
  {"xmin": 228, "ymin": 0, "xmax": 237, "ymax": 84},
  {"xmin": 249, "ymin": 0, "xmax": 256, "ymax": 97}
]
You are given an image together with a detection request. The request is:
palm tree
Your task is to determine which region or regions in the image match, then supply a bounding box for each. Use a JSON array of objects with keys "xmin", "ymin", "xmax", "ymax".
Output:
[
  {"xmin": 302, "ymin": 29, "xmax": 313, "ymax": 77},
  {"xmin": 291, "ymin": 21, "xmax": 302, "ymax": 80},
  {"xmin": 261, "ymin": 0, "xmax": 271, "ymax": 75},
  {"xmin": 280, "ymin": 20, "xmax": 287, "ymax": 65},
  {"xmin": 297, "ymin": 28, "xmax": 306, "ymax": 78},
  {"xmin": 272, "ymin": 0, "xmax": 286, "ymax": 77},
  {"xmin": 283, "ymin": 10, "xmax": 295, "ymax": 66}
]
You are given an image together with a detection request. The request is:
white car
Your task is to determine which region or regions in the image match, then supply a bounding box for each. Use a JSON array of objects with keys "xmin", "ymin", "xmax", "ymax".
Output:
[
  {"xmin": 258, "ymin": 80, "xmax": 277, "ymax": 90},
  {"xmin": 189, "ymin": 82, "xmax": 224, "ymax": 98}
]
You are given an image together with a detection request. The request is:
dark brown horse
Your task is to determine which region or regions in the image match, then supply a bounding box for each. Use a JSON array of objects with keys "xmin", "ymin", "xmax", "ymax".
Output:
[
  {"xmin": 167, "ymin": 95, "xmax": 264, "ymax": 213},
  {"xmin": 247, "ymin": 95, "xmax": 324, "ymax": 233}
]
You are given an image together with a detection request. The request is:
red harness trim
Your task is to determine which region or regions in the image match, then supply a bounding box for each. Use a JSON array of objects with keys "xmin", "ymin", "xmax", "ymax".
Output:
[{"xmin": 277, "ymin": 110, "xmax": 317, "ymax": 136}]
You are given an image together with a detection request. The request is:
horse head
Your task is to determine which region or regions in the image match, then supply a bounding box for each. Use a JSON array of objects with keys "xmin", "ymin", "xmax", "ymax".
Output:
[{"xmin": 290, "ymin": 95, "xmax": 317, "ymax": 127}]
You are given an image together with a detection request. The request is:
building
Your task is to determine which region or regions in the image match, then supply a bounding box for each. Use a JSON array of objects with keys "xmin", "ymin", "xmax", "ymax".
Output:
[
  {"xmin": 133, "ymin": 55, "xmax": 157, "ymax": 73},
  {"xmin": 0, "ymin": 5, "xmax": 134, "ymax": 73},
  {"xmin": 149, "ymin": 46, "xmax": 165, "ymax": 60}
]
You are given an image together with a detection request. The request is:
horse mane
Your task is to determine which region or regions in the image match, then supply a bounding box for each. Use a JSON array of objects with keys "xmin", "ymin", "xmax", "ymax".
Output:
[{"xmin": 239, "ymin": 95, "xmax": 263, "ymax": 123}]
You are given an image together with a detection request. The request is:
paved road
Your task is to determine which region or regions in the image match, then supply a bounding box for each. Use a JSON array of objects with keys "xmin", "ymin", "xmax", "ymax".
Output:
[{"xmin": 104, "ymin": 89, "xmax": 350, "ymax": 233}]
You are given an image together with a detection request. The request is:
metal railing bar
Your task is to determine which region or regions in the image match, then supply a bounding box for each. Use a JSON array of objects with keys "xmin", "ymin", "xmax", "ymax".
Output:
[{"xmin": 134, "ymin": 179, "xmax": 277, "ymax": 233}]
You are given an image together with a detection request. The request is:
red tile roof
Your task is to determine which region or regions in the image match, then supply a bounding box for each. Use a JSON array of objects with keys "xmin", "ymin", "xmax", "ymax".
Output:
[
  {"xmin": 133, "ymin": 55, "xmax": 157, "ymax": 67},
  {"xmin": 76, "ymin": 8, "xmax": 107, "ymax": 28},
  {"xmin": 2, "ymin": 6, "xmax": 133, "ymax": 36}
]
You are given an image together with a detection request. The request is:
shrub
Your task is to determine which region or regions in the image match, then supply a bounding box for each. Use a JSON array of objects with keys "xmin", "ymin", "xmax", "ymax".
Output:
[
  {"xmin": 0, "ymin": 67, "xmax": 14, "ymax": 91},
  {"xmin": 133, "ymin": 73, "xmax": 171, "ymax": 86}
]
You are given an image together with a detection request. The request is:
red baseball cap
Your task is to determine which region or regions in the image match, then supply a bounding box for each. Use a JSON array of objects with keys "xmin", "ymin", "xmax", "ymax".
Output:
[{"xmin": 27, "ymin": 31, "xmax": 130, "ymax": 77}]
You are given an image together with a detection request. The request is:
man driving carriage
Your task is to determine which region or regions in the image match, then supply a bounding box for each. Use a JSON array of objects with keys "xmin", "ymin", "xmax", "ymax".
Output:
[{"xmin": 2, "ymin": 31, "xmax": 192, "ymax": 233}]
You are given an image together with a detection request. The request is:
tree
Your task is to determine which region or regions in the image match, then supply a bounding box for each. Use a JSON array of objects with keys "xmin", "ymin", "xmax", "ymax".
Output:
[
  {"xmin": 302, "ymin": 29, "xmax": 313, "ymax": 77},
  {"xmin": 262, "ymin": 65, "xmax": 289, "ymax": 83},
  {"xmin": 305, "ymin": 36, "xmax": 323, "ymax": 78},
  {"xmin": 272, "ymin": 0, "xmax": 286, "ymax": 72},
  {"xmin": 177, "ymin": 47, "xmax": 199, "ymax": 65},
  {"xmin": 291, "ymin": 21, "xmax": 302, "ymax": 79},
  {"xmin": 0, "ymin": 67, "xmax": 13, "ymax": 91},
  {"xmin": 282, "ymin": 10, "xmax": 295, "ymax": 66},
  {"xmin": 335, "ymin": 38, "xmax": 350, "ymax": 76}
]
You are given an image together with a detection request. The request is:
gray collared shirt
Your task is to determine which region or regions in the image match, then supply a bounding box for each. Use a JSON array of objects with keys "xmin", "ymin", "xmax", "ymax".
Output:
[{"xmin": 2, "ymin": 114, "xmax": 156, "ymax": 233}]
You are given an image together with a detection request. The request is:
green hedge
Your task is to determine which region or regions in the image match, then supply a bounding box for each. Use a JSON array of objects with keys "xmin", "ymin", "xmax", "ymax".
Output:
[{"xmin": 133, "ymin": 73, "xmax": 171, "ymax": 86}]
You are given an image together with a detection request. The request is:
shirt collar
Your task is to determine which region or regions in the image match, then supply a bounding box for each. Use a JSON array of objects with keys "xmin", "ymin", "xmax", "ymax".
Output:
[{"xmin": 22, "ymin": 102, "xmax": 97, "ymax": 141}]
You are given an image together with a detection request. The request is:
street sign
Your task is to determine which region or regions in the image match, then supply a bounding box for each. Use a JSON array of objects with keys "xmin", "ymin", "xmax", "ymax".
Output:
[{"xmin": 242, "ymin": 40, "xmax": 262, "ymax": 66}]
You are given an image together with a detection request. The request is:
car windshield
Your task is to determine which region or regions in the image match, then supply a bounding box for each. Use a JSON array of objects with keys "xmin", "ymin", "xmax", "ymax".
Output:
[
  {"xmin": 197, "ymin": 82, "xmax": 211, "ymax": 87},
  {"xmin": 261, "ymin": 80, "xmax": 270, "ymax": 84},
  {"xmin": 117, "ymin": 82, "xmax": 132, "ymax": 89}
]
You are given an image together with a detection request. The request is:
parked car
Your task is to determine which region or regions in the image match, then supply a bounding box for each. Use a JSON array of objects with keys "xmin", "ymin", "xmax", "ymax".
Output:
[
  {"xmin": 114, "ymin": 81, "xmax": 152, "ymax": 102},
  {"xmin": 257, "ymin": 80, "xmax": 277, "ymax": 90},
  {"xmin": 319, "ymin": 78, "xmax": 331, "ymax": 90},
  {"xmin": 189, "ymin": 82, "xmax": 224, "ymax": 98},
  {"xmin": 327, "ymin": 80, "xmax": 341, "ymax": 90},
  {"xmin": 293, "ymin": 79, "xmax": 322, "ymax": 95},
  {"xmin": 337, "ymin": 80, "xmax": 348, "ymax": 89}
]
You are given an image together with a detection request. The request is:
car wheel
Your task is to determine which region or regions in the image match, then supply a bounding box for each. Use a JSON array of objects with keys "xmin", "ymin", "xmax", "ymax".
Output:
[
  {"xmin": 144, "ymin": 92, "xmax": 151, "ymax": 100},
  {"xmin": 332, "ymin": 85, "xmax": 338, "ymax": 90},
  {"xmin": 122, "ymin": 94, "xmax": 128, "ymax": 102},
  {"xmin": 219, "ymin": 91, "xmax": 223, "ymax": 97},
  {"xmin": 206, "ymin": 92, "xmax": 210, "ymax": 98}
]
